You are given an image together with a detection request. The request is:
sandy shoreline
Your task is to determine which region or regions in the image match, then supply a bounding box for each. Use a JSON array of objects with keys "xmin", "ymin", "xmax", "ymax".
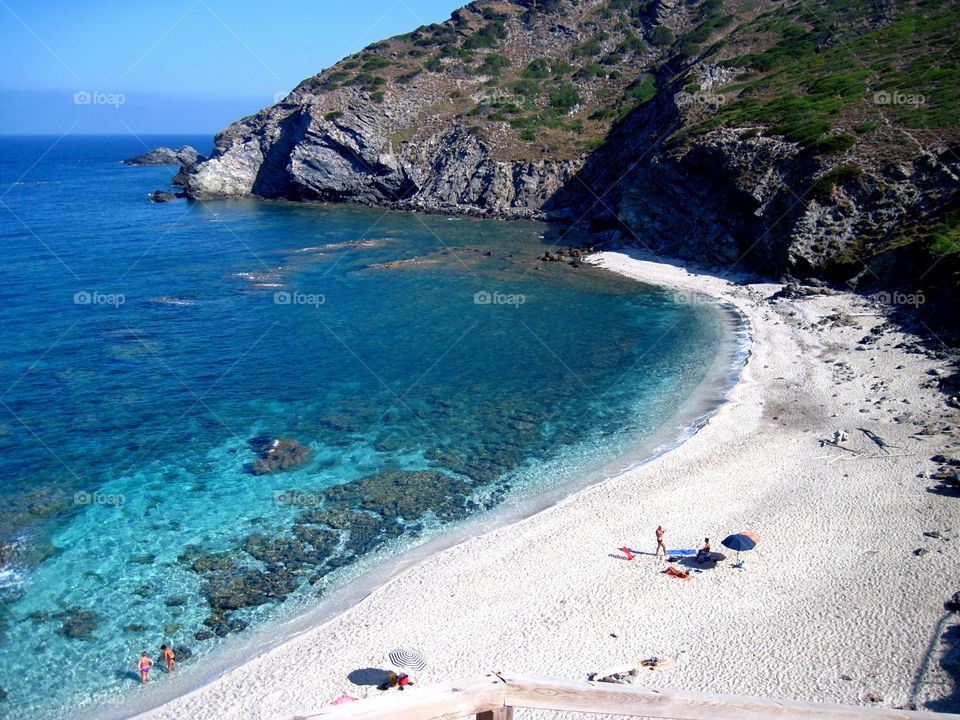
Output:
[{"xmin": 137, "ymin": 250, "xmax": 960, "ymax": 719}]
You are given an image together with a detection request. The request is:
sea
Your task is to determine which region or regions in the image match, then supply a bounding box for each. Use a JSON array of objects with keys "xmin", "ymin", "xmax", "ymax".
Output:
[{"xmin": 0, "ymin": 134, "xmax": 747, "ymax": 718}]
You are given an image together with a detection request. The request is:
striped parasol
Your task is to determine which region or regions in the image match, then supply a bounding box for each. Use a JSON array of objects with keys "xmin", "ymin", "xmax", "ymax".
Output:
[{"xmin": 388, "ymin": 647, "xmax": 427, "ymax": 671}]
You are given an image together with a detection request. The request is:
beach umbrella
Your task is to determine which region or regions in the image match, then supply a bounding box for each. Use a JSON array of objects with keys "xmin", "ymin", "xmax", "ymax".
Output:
[
  {"xmin": 388, "ymin": 647, "xmax": 427, "ymax": 672},
  {"xmin": 331, "ymin": 694, "xmax": 359, "ymax": 705},
  {"xmin": 721, "ymin": 533, "xmax": 757, "ymax": 566}
]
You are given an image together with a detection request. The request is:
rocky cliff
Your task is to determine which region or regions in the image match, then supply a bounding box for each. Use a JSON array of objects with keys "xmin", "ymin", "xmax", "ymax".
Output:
[{"xmin": 182, "ymin": 0, "xmax": 959, "ymax": 294}]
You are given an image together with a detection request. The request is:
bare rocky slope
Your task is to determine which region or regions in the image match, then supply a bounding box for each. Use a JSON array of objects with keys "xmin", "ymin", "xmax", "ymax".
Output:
[{"xmin": 180, "ymin": 0, "xmax": 959, "ymax": 302}]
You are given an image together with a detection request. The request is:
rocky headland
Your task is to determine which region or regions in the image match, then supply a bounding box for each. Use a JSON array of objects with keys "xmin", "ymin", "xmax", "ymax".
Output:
[{"xmin": 172, "ymin": 0, "xmax": 958, "ymax": 331}]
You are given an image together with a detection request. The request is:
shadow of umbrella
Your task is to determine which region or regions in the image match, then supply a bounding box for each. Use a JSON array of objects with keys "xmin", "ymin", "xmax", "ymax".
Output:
[
  {"xmin": 347, "ymin": 668, "xmax": 393, "ymax": 686},
  {"xmin": 675, "ymin": 551, "xmax": 726, "ymax": 569}
]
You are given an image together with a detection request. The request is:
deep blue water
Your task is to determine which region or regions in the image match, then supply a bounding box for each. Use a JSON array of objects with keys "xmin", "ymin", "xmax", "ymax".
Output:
[{"xmin": 0, "ymin": 135, "xmax": 738, "ymax": 718}]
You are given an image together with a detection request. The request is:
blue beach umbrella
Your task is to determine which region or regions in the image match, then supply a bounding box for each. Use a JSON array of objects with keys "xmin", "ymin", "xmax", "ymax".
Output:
[{"xmin": 721, "ymin": 533, "xmax": 757, "ymax": 566}]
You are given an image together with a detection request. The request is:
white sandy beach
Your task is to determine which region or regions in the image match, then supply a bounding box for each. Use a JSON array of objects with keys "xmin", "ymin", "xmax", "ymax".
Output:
[{"xmin": 139, "ymin": 250, "xmax": 960, "ymax": 719}]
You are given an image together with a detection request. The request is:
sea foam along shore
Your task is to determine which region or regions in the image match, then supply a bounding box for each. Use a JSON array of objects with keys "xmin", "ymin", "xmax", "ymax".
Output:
[{"xmin": 137, "ymin": 249, "xmax": 960, "ymax": 720}]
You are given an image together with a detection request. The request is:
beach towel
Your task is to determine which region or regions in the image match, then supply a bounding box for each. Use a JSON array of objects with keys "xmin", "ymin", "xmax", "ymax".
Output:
[
  {"xmin": 669, "ymin": 549, "xmax": 697, "ymax": 556},
  {"xmin": 663, "ymin": 566, "xmax": 692, "ymax": 581}
]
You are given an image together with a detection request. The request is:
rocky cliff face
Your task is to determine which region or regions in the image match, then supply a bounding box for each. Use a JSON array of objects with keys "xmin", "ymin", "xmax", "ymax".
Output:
[
  {"xmin": 186, "ymin": 99, "xmax": 579, "ymax": 217},
  {"xmin": 548, "ymin": 67, "xmax": 960, "ymax": 283},
  {"xmin": 182, "ymin": 0, "xmax": 959, "ymax": 290}
]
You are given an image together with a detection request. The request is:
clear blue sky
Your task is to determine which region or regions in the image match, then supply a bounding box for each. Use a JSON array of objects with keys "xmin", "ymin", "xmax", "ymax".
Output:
[{"xmin": 0, "ymin": 0, "xmax": 462, "ymax": 135}]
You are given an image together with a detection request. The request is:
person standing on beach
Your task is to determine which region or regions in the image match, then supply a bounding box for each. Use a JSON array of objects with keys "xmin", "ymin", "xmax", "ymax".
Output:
[
  {"xmin": 138, "ymin": 651, "xmax": 154, "ymax": 684},
  {"xmin": 160, "ymin": 644, "xmax": 176, "ymax": 673},
  {"xmin": 655, "ymin": 525, "xmax": 667, "ymax": 556}
]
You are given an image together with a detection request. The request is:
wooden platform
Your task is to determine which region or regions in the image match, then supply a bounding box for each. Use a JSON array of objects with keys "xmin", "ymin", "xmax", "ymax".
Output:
[{"xmin": 291, "ymin": 671, "xmax": 960, "ymax": 720}]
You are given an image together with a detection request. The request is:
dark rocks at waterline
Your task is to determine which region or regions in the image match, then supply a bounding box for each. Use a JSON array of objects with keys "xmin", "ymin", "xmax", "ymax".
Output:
[
  {"xmin": 150, "ymin": 190, "xmax": 186, "ymax": 203},
  {"xmin": 291, "ymin": 524, "xmax": 340, "ymax": 555},
  {"xmin": 55, "ymin": 607, "xmax": 100, "ymax": 640},
  {"xmin": 174, "ymin": 645, "xmax": 193, "ymax": 661},
  {"xmin": 124, "ymin": 145, "xmax": 205, "ymax": 166},
  {"xmin": 297, "ymin": 508, "xmax": 402, "ymax": 556},
  {"xmin": 247, "ymin": 436, "xmax": 314, "ymax": 475},
  {"xmin": 194, "ymin": 630, "xmax": 214, "ymax": 641},
  {"xmin": 203, "ymin": 613, "xmax": 232, "ymax": 638},
  {"xmin": 540, "ymin": 246, "xmax": 594, "ymax": 267},
  {"xmin": 203, "ymin": 611, "xmax": 251, "ymax": 638}
]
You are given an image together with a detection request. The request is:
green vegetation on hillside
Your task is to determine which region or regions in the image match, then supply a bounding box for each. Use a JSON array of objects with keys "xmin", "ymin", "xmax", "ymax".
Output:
[{"xmin": 698, "ymin": 0, "xmax": 960, "ymax": 152}]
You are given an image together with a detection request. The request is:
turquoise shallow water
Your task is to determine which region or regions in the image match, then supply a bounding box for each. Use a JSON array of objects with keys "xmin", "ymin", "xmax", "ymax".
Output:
[{"xmin": 0, "ymin": 135, "xmax": 741, "ymax": 718}]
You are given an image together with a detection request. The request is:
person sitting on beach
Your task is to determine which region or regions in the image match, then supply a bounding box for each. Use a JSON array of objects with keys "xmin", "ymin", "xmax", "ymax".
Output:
[
  {"xmin": 160, "ymin": 644, "xmax": 176, "ymax": 673},
  {"xmin": 695, "ymin": 537, "xmax": 711, "ymax": 563},
  {"xmin": 138, "ymin": 651, "xmax": 154, "ymax": 684}
]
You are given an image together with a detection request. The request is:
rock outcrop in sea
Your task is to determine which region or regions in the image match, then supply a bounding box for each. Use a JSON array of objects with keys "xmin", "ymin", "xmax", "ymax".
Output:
[{"xmin": 124, "ymin": 145, "xmax": 205, "ymax": 166}]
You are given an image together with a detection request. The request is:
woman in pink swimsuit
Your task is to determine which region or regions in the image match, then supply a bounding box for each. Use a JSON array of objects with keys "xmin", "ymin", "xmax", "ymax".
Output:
[{"xmin": 138, "ymin": 651, "xmax": 154, "ymax": 683}]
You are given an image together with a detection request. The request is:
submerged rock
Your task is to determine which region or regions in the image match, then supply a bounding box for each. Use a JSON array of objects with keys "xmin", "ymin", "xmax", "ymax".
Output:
[
  {"xmin": 203, "ymin": 567, "xmax": 300, "ymax": 611},
  {"xmin": 325, "ymin": 468, "xmax": 472, "ymax": 522},
  {"xmin": 55, "ymin": 607, "xmax": 100, "ymax": 640},
  {"xmin": 247, "ymin": 436, "xmax": 314, "ymax": 475},
  {"xmin": 242, "ymin": 534, "xmax": 329, "ymax": 568},
  {"xmin": 190, "ymin": 553, "xmax": 236, "ymax": 574}
]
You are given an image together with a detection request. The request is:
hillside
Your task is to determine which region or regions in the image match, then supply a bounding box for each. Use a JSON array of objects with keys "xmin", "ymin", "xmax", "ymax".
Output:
[{"xmin": 180, "ymin": 0, "xmax": 960, "ymax": 306}]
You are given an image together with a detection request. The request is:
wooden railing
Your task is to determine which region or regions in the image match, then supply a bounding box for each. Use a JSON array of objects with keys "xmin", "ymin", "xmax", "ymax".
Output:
[{"xmin": 291, "ymin": 672, "xmax": 960, "ymax": 720}]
